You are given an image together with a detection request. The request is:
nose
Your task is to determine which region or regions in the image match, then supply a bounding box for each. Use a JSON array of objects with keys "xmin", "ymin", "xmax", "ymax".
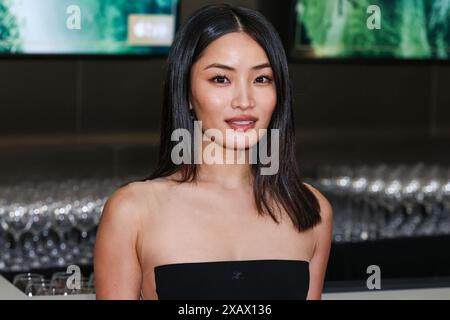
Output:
[{"xmin": 231, "ymin": 80, "xmax": 255, "ymax": 110}]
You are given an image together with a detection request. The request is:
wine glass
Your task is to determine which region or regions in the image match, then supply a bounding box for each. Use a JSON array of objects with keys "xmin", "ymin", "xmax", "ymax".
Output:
[
  {"xmin": 4, "ymin": 202, "xmax": 33, "ymax": 271},
  {"xmin": 415, "ymin": 165, "xmax": 442, "ymax": 236},
  {"xmin": 25, "ymin": 201, "xmax": 51, "ymax": 269},
  {"xmin": 50, "ymin": 271, "xmax": 73, "ymax": 291},
  {"xmin": 25, "ymin": 280, "xmax": 52, "ymax": 297},
  {"xmin": 13, "ymin": 273, "xmax": 45, "ymax": 293},
  {"xmin": 437, "ymin": 166, "xmax": 450, "ymax": 235},
  {"xmin": 73, "ymin": 198, "xmax": 98, "ymax": 265},
  {"xmin": 51, "ymin": 201, "xmax": 76, "ymax": 266}
]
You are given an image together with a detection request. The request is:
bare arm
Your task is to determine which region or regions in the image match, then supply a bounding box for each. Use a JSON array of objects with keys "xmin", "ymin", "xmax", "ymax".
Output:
[
  {"xmin": 303, "ymin": 183, "xmax": 333, "ymax": 300},
  {"xmin": 94, "ymin": 184, "xmax": 143, "ymax": 299}
]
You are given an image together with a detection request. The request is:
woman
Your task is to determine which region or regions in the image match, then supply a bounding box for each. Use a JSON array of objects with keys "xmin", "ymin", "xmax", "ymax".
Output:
[{"xmin": 94, "ymin": 4, "xmax": 332, "ymax": 300}]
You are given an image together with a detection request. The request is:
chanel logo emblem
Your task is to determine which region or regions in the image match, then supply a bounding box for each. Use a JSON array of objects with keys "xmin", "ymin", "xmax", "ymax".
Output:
[{"xmin": 231, "ymin": 271, "xmax": 245, "ymax": 280}]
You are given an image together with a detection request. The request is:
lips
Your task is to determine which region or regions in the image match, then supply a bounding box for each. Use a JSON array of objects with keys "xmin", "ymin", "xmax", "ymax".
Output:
[{"xmin": 225, "ymin": 116, "xmax": 258, "ymax": 132}]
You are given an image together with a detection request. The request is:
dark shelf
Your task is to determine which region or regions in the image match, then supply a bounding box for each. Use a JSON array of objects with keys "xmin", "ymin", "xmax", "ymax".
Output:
[{"xmin": 325, "ymin": 235, "xmax": 450, "ymax": 291}]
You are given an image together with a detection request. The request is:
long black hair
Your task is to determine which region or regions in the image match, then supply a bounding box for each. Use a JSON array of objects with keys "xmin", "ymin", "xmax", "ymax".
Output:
[{"xmin": 143, "ymin": 4, "xmax": 321, "ymax": 232}]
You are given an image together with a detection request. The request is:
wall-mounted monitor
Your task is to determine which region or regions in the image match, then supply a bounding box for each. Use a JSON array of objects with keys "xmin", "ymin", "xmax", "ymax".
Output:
[
  {"xmin": 0, "ymin": 0, "xmax": 179, "ymax": 55},
  {"xmin": 291, "ymin": 0, "xmax": 450, "ymax": 60}
]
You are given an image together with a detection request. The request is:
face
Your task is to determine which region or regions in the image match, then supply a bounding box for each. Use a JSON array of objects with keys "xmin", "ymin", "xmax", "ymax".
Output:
[{"xmin": 190, "ymin": 32, "xmax": 277, "ymax": 151}]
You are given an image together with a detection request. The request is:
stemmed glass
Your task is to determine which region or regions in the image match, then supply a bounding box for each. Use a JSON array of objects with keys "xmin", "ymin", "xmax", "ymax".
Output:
[
  {"xmin": 24, "ymin": 201, "xmax": 51, "ymax": 269},
  {"xmin": 414, "ymin": 165, "xmax": 442, "ymax": 236},
  {"xmin": 437, "ymin": 166, "xmax": 450, "ymax": 235},
  {"xmin": 51, "ymin": 201, "xmax": 76, "ymax": 266},
  {"xmin": 73, "ymin": 197, "xmax": 98, "ymax": 265},
  {"xmin": 24, "ymin": 280, "xmax": 52, "ymax": 297},
  {"xmin": 4, "ymin": 202, "xmax": 33, "ymax": 271},
  {"xmin": 396, "ymin": 164, "xmax": 425, "ymax": 237},
  {"xmin": 378, "ymin": 165, "xmax": 406, "ymax": 238},
  {"xmin": 0, "ymin": 203, "xmax": 11, "ymax": 270},
  {"xmin": 51, "ymin": 271, "xmax": 70, "ymax": 284},
  {"xmin": 13, "ymin": 273, "xmax": 45, "ymax": 293}
]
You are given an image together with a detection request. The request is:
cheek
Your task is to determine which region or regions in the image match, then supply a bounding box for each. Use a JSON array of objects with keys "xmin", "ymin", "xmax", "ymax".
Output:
[
  {"xmin": 196, "ymin": 97, "xmax": 224, "ymax": 129},
  {"xmin": 256, "ymin": 90, "xmax": 277, "ymax": 125},
  {"xmin": 197, "ymin": 94, "xmax": 225, "ymax": 111},
  {"xmin": 192, "ymin": 89, "xmax": 230, "ymax": 123}
]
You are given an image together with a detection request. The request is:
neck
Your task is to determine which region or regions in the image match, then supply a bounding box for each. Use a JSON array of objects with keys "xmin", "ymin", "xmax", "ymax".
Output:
[{"xmin": 195, "ymin": 139, "xmax": 254, "ymax": 190}]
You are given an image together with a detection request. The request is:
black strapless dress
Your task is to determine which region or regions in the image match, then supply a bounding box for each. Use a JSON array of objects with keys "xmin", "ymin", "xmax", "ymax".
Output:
[{"xmin": 154, "ymin": 259, "xmax": 309, "ymax": 300}]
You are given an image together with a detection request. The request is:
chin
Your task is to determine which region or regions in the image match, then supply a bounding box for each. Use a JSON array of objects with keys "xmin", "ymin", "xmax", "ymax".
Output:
[{"xmin": 224, "ymin": 136, "xmax": 258, "ymax": 150}]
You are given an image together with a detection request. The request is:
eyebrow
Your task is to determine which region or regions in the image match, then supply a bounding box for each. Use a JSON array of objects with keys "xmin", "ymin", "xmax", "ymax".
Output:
[{"xmin": 203, "ymin": 62, "xmax": 271, "ymax": 71}]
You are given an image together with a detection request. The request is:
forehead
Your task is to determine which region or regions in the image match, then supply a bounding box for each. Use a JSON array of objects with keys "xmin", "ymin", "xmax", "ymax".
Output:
[{"xmin": 195, "ymin": 32, "xmax": 269, "ymax": 67}]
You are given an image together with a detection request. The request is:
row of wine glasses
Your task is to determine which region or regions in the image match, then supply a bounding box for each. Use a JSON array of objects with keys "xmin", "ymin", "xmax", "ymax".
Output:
[
  {"xmin": 0, "ymin": 176, "xmax": 134, "ymax": 272},
  {"xmin": 12, "ymin": 272, "xmax": 95, "ymax": 296},
  {"xmin": 314, "ymin": 163, "xmax": 450, "ymax": 242},
  {"xmin": 3, "ymin": 165, "xmax": 448, "ymax": 272}
]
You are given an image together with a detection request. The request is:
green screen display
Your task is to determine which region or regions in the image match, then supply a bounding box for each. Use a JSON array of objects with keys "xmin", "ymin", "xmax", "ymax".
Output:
[
  {"xmin": 0, "ymin": 0, "xmax": 179, "ymax": 55},
  {"xmin": 293, "ymin": 0, "xmax": 450, "ymax": 60}
]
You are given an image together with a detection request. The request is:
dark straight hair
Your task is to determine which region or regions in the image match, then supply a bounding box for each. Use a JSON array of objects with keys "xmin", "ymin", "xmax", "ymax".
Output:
[{"xmin": 143, "ymin": 4, "xmax": 321, "ymax": 232}]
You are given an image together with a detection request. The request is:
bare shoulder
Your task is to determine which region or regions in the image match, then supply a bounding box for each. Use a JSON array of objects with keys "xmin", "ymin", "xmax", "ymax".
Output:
[
  {"xmin": 98, "ymin": 180, "xmax": 162, "ymax": 232},
  {"xmin": 302, "ymin": 182, "xmax": 333, "ymax": 225},
  {"xmin": 95, "ymin": 181, "xmax": 153, "ymax": 299},
  {"xmin": 102, "ymin": 176, "xmax": 178, "ymax": 218},
  {"xmin": 103, "ymin": 181, "xmax": 148, "ymax": 217}
]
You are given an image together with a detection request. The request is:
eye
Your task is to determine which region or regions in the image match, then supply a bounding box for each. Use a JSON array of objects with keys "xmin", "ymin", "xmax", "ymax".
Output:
[
  {"xmin": 255, "ymin": 75, "xmax": 273, "ymax": 84},
  {"xmin": 210, "ymin": 74, "xmax": 230, "ymax": 84}
]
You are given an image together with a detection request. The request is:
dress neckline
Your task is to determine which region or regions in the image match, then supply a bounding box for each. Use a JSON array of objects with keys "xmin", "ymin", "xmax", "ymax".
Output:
[{"xmin": 154, "ymin": 259, "xmax": 309, "ymax": 271}]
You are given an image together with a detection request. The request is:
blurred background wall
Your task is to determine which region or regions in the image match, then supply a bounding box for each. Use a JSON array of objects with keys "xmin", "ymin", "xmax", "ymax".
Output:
[{"xmin": 0, "ymin": 0, "xmax": 448, "ymax": 182}]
